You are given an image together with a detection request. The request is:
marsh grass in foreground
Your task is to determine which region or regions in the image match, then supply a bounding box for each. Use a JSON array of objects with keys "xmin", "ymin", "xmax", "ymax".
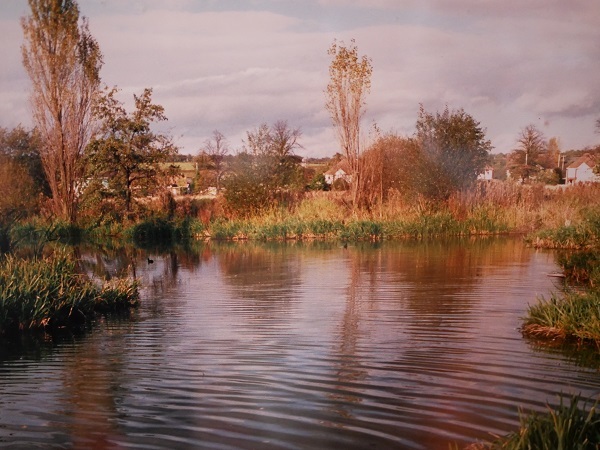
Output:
[
  {"xmin": 476, "ymin": 395, "xmax": 600, "ymax": 450},
  {"xmin": 0, "ymin": 253, "xmax": 138, "ymax": 335}
]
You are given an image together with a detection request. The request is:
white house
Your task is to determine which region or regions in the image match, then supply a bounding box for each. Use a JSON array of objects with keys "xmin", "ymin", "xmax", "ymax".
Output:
[
  {"xmin": 477, "ymin": 166, "xmax": 493, "ymax": 181},
  {"xmin": 566, "ymin": 153, "xmax": 599, "ymax": 184},
  {"xmin": 324, "ymin": 159, "xmax": 353, "ymax": 185}
]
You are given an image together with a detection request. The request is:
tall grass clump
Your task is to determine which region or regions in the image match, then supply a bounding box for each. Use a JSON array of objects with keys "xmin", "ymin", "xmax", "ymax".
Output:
[
  {"xmin": 0, "ymin": 253, "xmax": 138, "ymax": 335},
  {"xmin": 484, "ymin": 395, "xmax": 600, "ymax": 450},
  {"xmin": 522, "ymin": 290, "xmax": 600, "ymax": 344}
]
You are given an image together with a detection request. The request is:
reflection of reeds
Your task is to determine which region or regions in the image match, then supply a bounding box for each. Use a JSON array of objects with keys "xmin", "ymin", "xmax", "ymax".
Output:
[{"xmin": 0, "ymin": 253, "xmax": 138, "ymax": 334}]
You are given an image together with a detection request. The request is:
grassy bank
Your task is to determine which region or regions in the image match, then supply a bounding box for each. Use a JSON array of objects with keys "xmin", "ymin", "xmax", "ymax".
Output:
[
  {"xmin": 0, "ymin": 253, "xmax": 138, "ymax": 335},
  {"xmin": 7, "ymin": 182, "xmax": 599, "ymax": 247},
  {"xmin": 522, "ymin": 206, "xmax": 600, "ymax": 345}
]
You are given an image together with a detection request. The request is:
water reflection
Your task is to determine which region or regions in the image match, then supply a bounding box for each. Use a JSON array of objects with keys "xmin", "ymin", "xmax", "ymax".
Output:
[{"xmin": 1, "ymin": 238, "xmax": 599, "ymax": 449}]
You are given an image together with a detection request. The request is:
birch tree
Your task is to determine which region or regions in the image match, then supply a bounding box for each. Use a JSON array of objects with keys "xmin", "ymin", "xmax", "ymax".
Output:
[
  {"xmin": 21, "ymin": 0, "xmax": 102, "ymax": 223},
  {"xmin": 325, "ymin": 39, "xmax": 372, "ymax": 207}
]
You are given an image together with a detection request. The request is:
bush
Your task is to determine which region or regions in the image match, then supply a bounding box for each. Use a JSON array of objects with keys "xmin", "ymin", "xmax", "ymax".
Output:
[{"xmin": 130, "ymin": 217, "xmax": 175, "ymax": 245}]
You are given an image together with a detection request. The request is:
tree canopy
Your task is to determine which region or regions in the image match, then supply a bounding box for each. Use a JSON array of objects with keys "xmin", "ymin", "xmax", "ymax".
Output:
[
  {"xmin": 413, "ymin": 105, "xmax": 492, "ymax": 200},
  {"xmin": 85, "ymin": 87, "xmax": 177, "ymax": 219}
]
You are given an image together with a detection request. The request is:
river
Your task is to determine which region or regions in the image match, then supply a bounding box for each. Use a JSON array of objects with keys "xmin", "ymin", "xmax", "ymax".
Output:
[{"xmin": 1, "ymin": 237, "xmax": 599, "ymax": 449}]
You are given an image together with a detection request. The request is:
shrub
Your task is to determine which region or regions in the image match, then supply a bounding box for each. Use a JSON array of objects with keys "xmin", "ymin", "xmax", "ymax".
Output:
[{"xmin": 130, "ymin": 217, "xmax": 175, "ymax": 245}]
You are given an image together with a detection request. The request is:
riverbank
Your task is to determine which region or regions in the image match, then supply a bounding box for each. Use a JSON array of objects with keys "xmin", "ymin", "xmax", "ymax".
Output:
[
  {"xmin": 522, "ymin": 207, "xmax": 600, "ymax": 345},
  {"xmin": 0, "ymin": 253, "xmax": 138, "ymax": 335}
]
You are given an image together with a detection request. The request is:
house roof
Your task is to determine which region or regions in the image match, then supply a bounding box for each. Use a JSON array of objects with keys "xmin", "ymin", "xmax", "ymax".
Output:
[
  {"xmin": 567, "ymin": 153, "xmax": 597, "ymax": 169},
  {"xmin": 325, "ymin": 159, "xmax": 352, "ymax": 176}
]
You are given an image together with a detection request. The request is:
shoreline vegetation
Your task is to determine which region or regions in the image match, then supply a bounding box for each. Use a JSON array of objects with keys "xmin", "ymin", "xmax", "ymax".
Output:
[
  {"xmin": 2, "ymin": 184, "xmax": 600, "ymax": 450},
  {"xmin": 0, "ymin": 253, "xmax": 138, "ymax": 336},
  {"xmin": 522, "ymin": 206, "xmax": 600, "ymax": 346},
  {"xmin": 465, "ymin": 394, "xmax": 600, "ymax": 450},
  {"xmin": 11, "ymin": 182, "xmax": 596, "ymax": 245}
]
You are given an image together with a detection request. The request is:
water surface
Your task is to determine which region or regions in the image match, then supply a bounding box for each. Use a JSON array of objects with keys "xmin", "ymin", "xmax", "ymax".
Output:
[{"xmin": 1, "ymin": 238, "xmax": 599, "ymax": 449}]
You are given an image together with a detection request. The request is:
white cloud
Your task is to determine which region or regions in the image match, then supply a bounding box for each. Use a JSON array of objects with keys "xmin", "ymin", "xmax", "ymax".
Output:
[{"xmin": 1, "ymin": 1, "xmax": 599, "ymax": 156}]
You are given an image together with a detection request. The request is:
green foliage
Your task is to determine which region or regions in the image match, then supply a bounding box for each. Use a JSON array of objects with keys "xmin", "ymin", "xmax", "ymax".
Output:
[
  {"xmin": 557, "ymin": 251, "xmax": 600, "ymax": 286},
  {"xmin": 524, "ymin": 291, "xmax": 600, "ymax": 343},
  {"xmin": 487, "ymin": 395, "xmax": 600, "ymax": 450},
  {"xmin": 307, "ymin": 173, "xmax": 329, "ymax": 191},
  {"xmin": 414, "ymin": 105, "xmax": 492, "ymax": 200},
  {"xmin": 85, "ymin": 87, "xmax": 177, "ymax": 218},
  {"xmin": 130, "ymin": 217, "xmax": 175, "ymax": 245},
  {"xmin": 523, "ymin": 205, "xmax": 600, "ymax": 344},
  {"xmin": 0, "ymin": 253, "xmax": 138, "ymax": 334}
]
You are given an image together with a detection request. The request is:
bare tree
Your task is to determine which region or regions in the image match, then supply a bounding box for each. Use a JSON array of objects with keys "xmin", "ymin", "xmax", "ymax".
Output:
[
  {"xmin": 325, "ymin": 39, "xmax": 372, "ymax": 207},
  {"xmin": 202, "ymin": 130, "xmax": 229, "ymax": 193},
  {"xmin": 21, "ymin": 0, "xmax": 102, "ymax": 223},
  {"xmin": 269, "ymin": 120, "xmax": 302, "ymax": 158},
  {"xmin": 509, "ymin": 124, "xmax": 546, "ymax": 182}
]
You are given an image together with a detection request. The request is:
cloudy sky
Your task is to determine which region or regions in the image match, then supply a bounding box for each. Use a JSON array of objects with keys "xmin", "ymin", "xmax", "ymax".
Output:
[{"xmin": 1, "ymin": 0, "xmax": 599, "ymax": 157}]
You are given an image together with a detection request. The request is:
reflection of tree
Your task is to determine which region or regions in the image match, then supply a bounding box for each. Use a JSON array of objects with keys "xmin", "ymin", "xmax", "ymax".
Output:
[
  {"xmin": 328, "ymin": 248, "xmax": 370, "ymax": 419},
  {"xmin": 326, "ymin": 238, "xmax": 533, "ymax": 426},
  {"xmin": 388, "ymin": 238, "xmax": 529, "ymax": 326},
  {"xmin": 61, "ymin": 324, "xmax": 133, "ymax": 448},
  {"xmin": 218, "ymin": 243, "xmax": 302, "ymax": 305}
]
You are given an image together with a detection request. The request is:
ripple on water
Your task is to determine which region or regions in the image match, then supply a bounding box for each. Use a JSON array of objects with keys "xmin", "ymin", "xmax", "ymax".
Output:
[{"xmin": 1, "ymin": 241, "xmax": 600, "ymax": 449}]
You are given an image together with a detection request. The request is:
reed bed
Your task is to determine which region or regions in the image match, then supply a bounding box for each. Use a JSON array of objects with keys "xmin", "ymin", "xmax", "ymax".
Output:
[
  {"xmin": 0, "ymin": 253, "xmax": 138, "ymax": 334},
  {"xmin": 483, "ymin": 395, "xmax": 600, "ymax": 450},
  {"xmin": 523, "ymin": 291, "xmax": 600, "ymax": 344},
  {"xmin": 522, "ymin": 204, "xmax": 600, "ymax": 344}
]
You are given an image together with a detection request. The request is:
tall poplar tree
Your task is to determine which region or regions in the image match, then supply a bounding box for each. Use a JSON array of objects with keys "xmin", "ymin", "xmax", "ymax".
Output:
[
  {"xmin": 325, "ymin": 39, "xmax": 372, "ymax": 207},
  {"xmin": 21, "ymin": 0, "xmax": 102, "ymax": 223}
]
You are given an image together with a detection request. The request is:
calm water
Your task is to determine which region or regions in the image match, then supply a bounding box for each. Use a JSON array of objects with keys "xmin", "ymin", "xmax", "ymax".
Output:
[{"xmin": 1, "ymin": 238, "xmax": 600, "ymax": 449}]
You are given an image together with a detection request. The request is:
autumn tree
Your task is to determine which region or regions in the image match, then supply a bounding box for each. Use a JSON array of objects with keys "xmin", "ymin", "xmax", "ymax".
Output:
[
  {"xmin": 21, "ymin": 0, "xmax": 103, "ymax": 223},
  {"xmin": 508, "ymin": 124, "xmax": 547, "ymax": 182},
  {"xmin": 361, "ymin": 133, "xmax": 421, "ymax": 208},
  {"xmin": 325, "ymin": 39, "xmax": 372, "ymax": 207},
  {"xmin": 0, "ymin": 125, "xmax": 49, "ymax": 197},
  {"xmin": 85, "ymin": 87, "xmax": 177, "ymax": 219},
  {"xmin": 414, "ymin": 105, "xmax": 492, "ymax": 200},
  {"xmin": 223, "ymin": 121, "xmax": 303, "ymax": 216}
]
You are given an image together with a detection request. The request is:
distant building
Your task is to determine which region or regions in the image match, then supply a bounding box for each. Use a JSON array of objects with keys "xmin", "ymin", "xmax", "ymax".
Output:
[
  {"xmin": 566, "ymin": 153, "xmax": 599, "ymax": 184},
  {"xmin": 324, "ymin": 159, "xmax": 353, "ymax": 185},
  {"xmin": 477, "ymin": 166, "xmax": 493, "ymax": 181}
]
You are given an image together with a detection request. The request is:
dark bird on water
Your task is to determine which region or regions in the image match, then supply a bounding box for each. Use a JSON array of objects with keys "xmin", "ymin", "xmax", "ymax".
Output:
[{"xmin": 147, "ymin": 257, "xmax": 154, "ymax": 264}]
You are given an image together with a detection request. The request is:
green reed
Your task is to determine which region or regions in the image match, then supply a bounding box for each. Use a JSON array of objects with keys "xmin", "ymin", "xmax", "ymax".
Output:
[
  {"xmin": 0, "ymin": 253, "xmax": 138, "ymax": 334},
  {"xmin": 487, "ymin": 395, "xmax": 600, "ymax": 450},
  {"xmin": 523, "ymin": 291, "xmax": 600, "ymax": 344}
]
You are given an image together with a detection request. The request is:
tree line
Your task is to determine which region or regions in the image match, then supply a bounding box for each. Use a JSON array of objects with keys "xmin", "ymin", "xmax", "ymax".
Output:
[{"xmin": 2, "ymin": 0, "xmax": 600, "ymax": 229}]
